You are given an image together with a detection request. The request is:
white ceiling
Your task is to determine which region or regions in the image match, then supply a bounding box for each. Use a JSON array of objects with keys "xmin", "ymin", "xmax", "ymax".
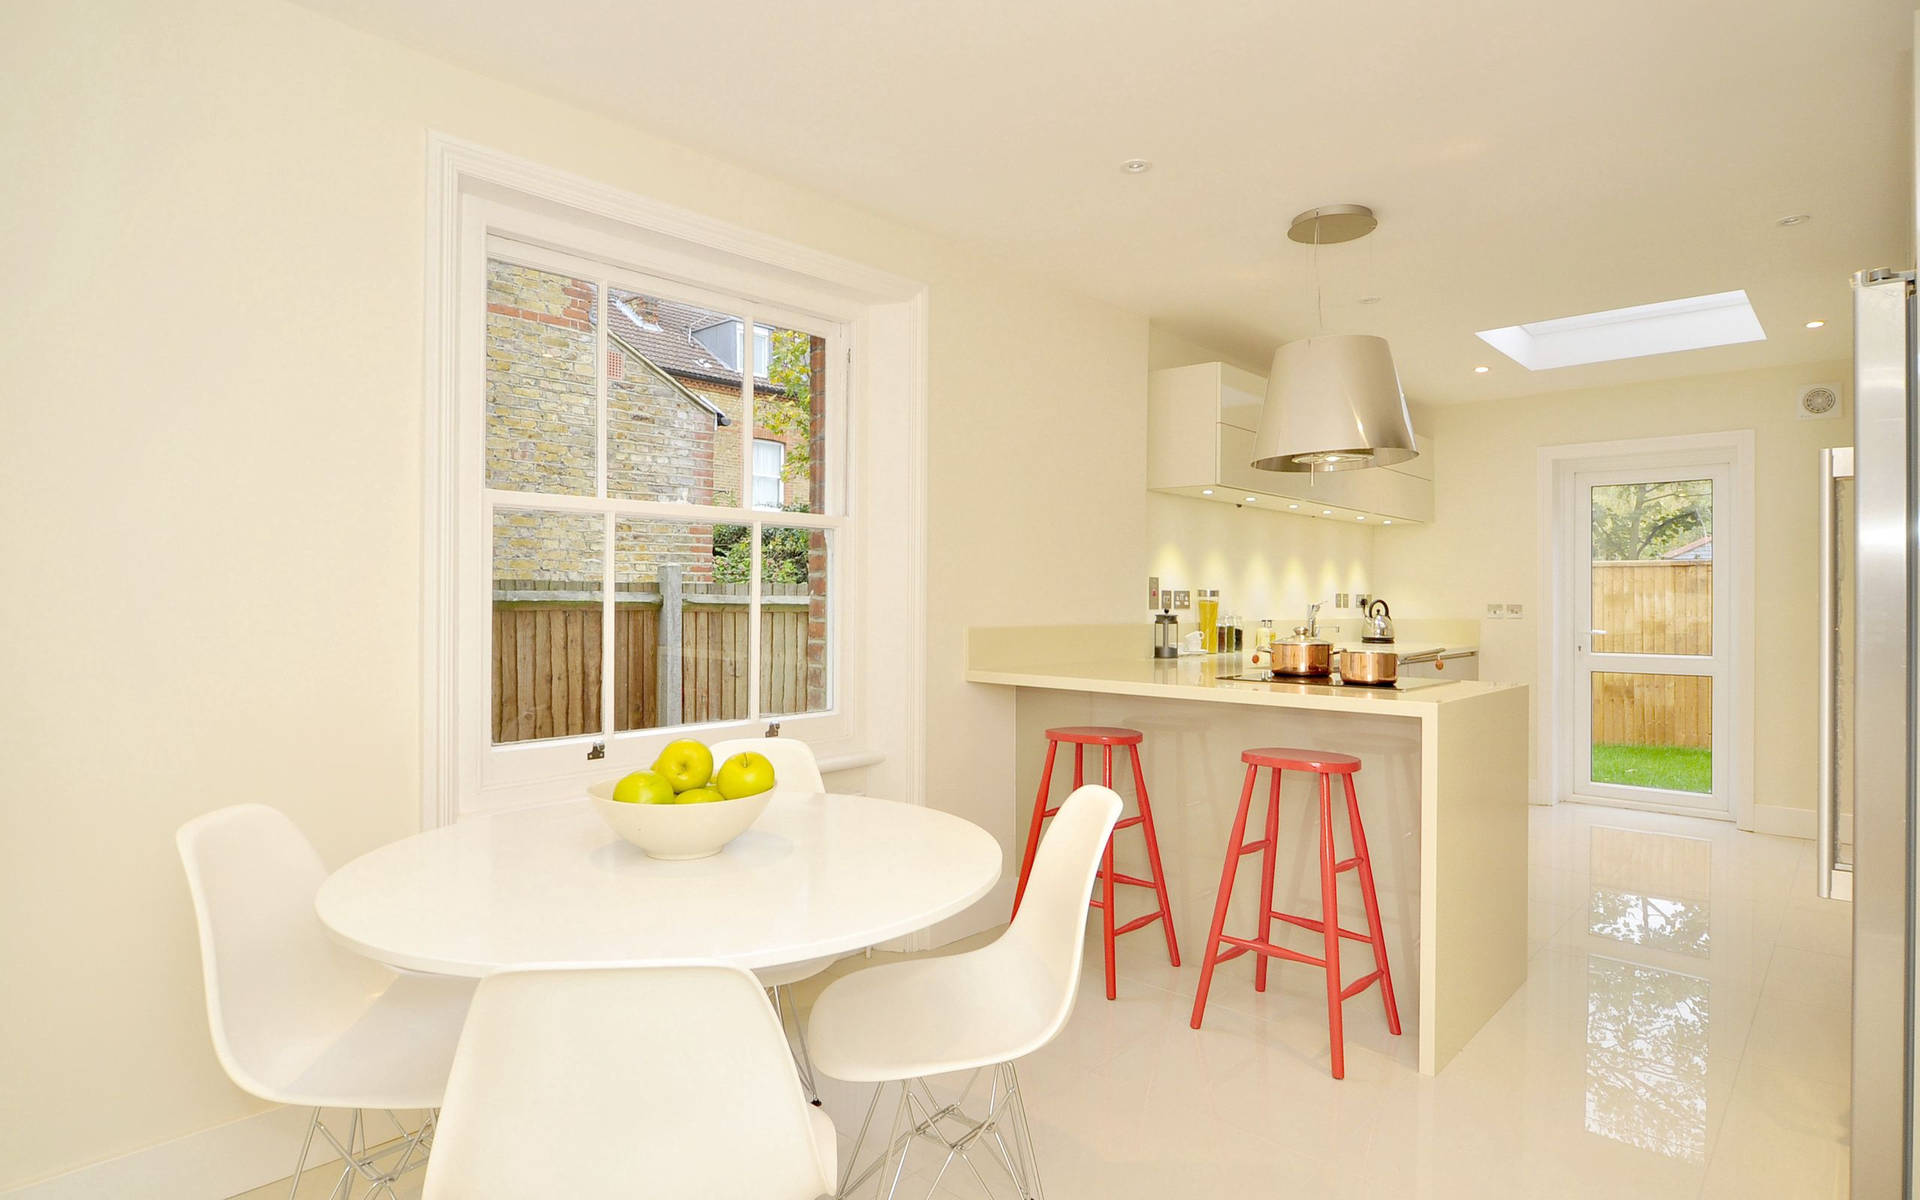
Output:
[{"xmin": 297, "ymin": 0, "xmax": 1913, "ymax": 404}]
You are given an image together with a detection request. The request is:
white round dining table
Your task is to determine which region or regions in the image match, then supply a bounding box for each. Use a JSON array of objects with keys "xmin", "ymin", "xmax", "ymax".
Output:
[{"xmin": 315, "ymin": 792, "xmax": 1003, "ymax": 977}]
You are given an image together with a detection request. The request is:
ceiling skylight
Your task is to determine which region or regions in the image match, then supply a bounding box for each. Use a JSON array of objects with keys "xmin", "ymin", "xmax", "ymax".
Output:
[{"xmin": 1476, "ymin": 290, "xmax": 1765, "ymax": 370}]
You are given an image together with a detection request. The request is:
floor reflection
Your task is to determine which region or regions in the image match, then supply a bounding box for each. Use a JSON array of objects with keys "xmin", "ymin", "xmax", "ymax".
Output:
[
  {"xmin": 1585, "ymin": 953, "xmax": 1711, "ymax": 1162},
  {"xmin": 1587, "ymin": 826, "xmax": 1711, "ymax": 958}
]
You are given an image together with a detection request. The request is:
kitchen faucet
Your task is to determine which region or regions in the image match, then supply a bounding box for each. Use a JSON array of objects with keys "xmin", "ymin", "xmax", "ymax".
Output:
[{"xmin": 1305, "ymin": 600, "xmax": 1325, "ymax": 638}]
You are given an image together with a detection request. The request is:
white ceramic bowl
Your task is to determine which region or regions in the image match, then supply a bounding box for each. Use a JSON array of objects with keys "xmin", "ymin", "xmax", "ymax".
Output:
[{"xmin": 586, "ymin": 781, "xmax": 772, "ymax": 860}]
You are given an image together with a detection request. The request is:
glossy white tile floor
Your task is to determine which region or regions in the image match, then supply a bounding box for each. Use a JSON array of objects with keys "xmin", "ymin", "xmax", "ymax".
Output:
[{"xmin": 242, "ymin": 801, "xmax": 1852, "ymax": 1200}]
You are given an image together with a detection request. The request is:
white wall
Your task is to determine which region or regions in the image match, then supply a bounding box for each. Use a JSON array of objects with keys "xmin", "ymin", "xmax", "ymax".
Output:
[
  {"xmin": 0, "ymin": 0, "xmax": 1146, "ymax": 1188},
  {"xmin": 1373, "ymin": 362, "xmax": 1850, "ymax": 820},
  {"xmin": 1145, "ymin": 325, "xmax": 1377, "ymax": 635}
]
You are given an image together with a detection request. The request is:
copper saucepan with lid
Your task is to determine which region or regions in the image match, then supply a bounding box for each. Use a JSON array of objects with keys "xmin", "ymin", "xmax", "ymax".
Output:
[{"xmin": 1265, "ymin": 626, "xmax": 1333, "ymax": 677}]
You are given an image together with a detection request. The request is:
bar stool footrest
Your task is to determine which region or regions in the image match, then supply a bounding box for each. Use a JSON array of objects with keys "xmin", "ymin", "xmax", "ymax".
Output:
[
  {"xmin": 1114, "ymin": 911, "xmax": 1165, "ymax": 936},
  {"xmin": 1271, "ymin": 911, "xmax": 1376, "ymax": 944},
  {"xmin": 1216, "ymin": 934, "xmax": 1327, "ymax": 969},
  {"xmin": 1339, "ymin": 970, "xmax": 1384, "ymax": 1001}
]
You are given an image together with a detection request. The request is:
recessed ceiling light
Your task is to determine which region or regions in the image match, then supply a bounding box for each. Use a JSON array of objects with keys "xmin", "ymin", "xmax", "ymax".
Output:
[
  {"xmin": 1382, "ymin": 519, "xmax": 1393, "ymax": 525},
  {"xmin": 1477, "ymin": 290, "xmax": 1764, "ymax": 370},
  {"xmin": 1356, "ymin": 515, "xmax": 1366, "ymax": 520},
  {"xmin": 1805, "ymin": 320, "xmax": 1826, "ymax": 329},
  {"xmin": 1288, "ymin": 503, "xmax": 1299, "ymax": 510},
  {"xmin": 1120, "ymin": 159, "xmax": 1152, "ymax": 174},
  {"xmin": 1202, "ymin": 488, "xmax": 1213, "ymax": 495},
  {"xmin": 1322, "ymin": 509, "xmax": 1333, "ymax": 515},
  {"xmin": 1776, "ymin": 213, "xmax": 1812, "ymax": 227},
  {"xmin": 1244, "ymin": 496, "xmax": 1257, "ymax": 503},
  {"xmin": 1357, "ymin": 296, "xmax": 1383, "ymax": 306},
  {"xmin": 1473, "ymin": 365, "xmax": 1490, "ymax": 373}
]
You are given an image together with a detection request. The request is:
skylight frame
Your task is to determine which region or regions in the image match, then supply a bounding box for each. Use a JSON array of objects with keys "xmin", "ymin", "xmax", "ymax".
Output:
[{"xmin": 1477, "ymin": 290, "xmax": 1766, "ymax": 370}]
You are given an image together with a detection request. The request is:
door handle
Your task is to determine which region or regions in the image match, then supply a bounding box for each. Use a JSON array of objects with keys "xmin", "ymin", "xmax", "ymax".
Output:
[{"xmin": 1816, "ymin": 448, "xmax": 1848, "ymax": 900}]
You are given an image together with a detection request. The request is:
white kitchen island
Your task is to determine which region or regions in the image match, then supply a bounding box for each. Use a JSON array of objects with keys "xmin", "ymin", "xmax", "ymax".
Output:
[{"xmin": 967, "ymin": 625, "xmax": 1529, "ymax": 1076}]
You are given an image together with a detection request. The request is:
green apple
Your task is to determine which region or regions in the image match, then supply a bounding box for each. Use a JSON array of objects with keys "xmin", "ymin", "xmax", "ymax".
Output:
[
  {"xmin": 651, "ymin": 739, "xmax": 715, "ymax": 793},
  {"xmin": 675, "ymin": 786, "xmax": 727, "ymax": 805},
  {"xmin": 610, "ymin": 769, "xmax": 677, "ymax": 806},
  {"xmin": 714, "ymin": 751, "xmax": 777, "ymax": 800}
]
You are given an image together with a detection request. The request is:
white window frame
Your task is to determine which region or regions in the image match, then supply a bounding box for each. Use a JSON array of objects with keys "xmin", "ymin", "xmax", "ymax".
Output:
[
  {"xmin": 424, "ymin": 136, "xmax": 928, "ymax": 826},
  {"xmin": 1538, "ymin": 432, "xmax": 1755, "ymax": 825}
]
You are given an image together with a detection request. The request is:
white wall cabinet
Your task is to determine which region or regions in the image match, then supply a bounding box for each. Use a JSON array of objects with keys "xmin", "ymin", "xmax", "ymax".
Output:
[{"xmin": 1148, "ymin": 361, "xmax": 1434, "ymax": 524}]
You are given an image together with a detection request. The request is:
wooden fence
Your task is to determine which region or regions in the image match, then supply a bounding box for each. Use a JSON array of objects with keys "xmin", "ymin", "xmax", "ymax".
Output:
[
  {"xmin": 492, "ymin": 573, "xmax": 818, "ymax": 743},
  {"xmin": 1589, "ymin": 560, "xmax": 1711, "ymax": 749}
]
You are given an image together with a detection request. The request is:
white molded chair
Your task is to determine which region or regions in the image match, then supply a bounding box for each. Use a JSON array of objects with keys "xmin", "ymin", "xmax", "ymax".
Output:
[
  {"xmin": 176, "ymin": 804, "xmax": 475, "ymax": 1198},
  {"xmin": 806, "ymin": 785, "xmax": 1124, "ymax": 1200},
  {"xmin": 422, "ymin": 964, "xmax": 836, "ymax": 1200},
  {"xmin": 710, "ymin": 734, "xmax": 835, "ymax": 1100}
]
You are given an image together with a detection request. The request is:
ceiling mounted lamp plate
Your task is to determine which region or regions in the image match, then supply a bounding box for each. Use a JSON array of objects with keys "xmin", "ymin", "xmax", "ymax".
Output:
[{"xmin": 1255, "ymin": 204, "xmax": 1419, "ymax": 473}]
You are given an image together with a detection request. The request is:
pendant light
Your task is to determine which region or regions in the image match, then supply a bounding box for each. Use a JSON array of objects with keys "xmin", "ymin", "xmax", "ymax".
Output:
[{"xmin": 1252, "ymin": 205, "xmax": 1419, "ymax": 473}]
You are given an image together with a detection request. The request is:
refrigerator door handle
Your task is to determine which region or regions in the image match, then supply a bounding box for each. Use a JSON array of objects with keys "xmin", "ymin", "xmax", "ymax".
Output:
[{"xmin": 1816, "ymin": 448, "xmax": 1850, "ymax": 900}]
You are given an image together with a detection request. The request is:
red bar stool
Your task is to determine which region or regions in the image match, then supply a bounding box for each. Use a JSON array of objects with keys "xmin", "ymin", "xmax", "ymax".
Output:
[
  {"xmin": 1011, "ymin": 725, "xmax": 1180, "ymax": 1000},
  {"xmin": 1188, "ymin": 746, "xmax": 1401, "ymax": 1079}
]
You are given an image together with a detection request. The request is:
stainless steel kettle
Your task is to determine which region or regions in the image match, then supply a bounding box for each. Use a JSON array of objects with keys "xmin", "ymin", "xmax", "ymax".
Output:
[{"xmin": 1363, "ymin": 599, "xmax": 1395, "ymax": 644}]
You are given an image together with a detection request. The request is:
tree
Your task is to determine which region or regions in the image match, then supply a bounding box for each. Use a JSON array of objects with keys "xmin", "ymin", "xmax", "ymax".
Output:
[
  {"xmin": 762, "ymin": 329, "xmax": 815, "ymax": 487},
  {"xmin": 712, "ymin": 502, "xmax": 813, "ymax": 584},
  {"xmin": 1589, "ymin": 481, "xmax": 1712, "ymax": 561}
]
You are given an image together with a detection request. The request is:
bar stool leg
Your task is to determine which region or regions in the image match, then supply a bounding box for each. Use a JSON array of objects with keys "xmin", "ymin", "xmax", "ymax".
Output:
[
  {"xmin": 1318, "ymin": 772, "xmax": 1346, "ymax": 1079},
  {"xmin": 1344, "ymin": 773, "xmax": 1402, "ymax": 1035},
  {"xmin": 1254, "ymin": 768, "xmax": 1282, "ymax": 992},
  {"xmin": 1100, "ymin": 745, "xmax": 1118, "ymax": 1001},
  {"xmin": 1127, "ymin": 743, "xmax": 1181, "ymax": 967},
  {"xmin": 1190, "ymin": 764, "xmax": 1260, "ymax": 1030},
  {"xmin": 1010, "ymin": 740, "xmax": 1060, "ymax": 919}
]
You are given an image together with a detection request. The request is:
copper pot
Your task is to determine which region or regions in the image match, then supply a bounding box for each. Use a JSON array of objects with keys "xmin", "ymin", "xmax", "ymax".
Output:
[
  {"xmin": 1270, "ymin": 627, "xmax": 1333, "ymax": 677},
  {"xmin": 1338, "ymin": 648, "xmax": 1399, "ymax": 685}
]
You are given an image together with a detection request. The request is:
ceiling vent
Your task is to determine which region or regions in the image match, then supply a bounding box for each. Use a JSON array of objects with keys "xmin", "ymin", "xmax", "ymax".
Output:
[{"xmin": 1797, "ymin": 382, "xmax": 1842, "ymax": 420}]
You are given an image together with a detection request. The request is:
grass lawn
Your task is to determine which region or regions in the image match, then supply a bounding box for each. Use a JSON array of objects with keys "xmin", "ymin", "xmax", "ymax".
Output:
[{"xmin": 1591, "ymin": 743, "xmax": 1712, "ymax": 794}]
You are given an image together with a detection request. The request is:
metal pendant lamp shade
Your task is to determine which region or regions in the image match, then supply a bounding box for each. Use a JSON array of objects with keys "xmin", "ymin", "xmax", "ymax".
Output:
[{"xmin": 1252, "ymin": 333, "xmax": 1418, "ymax": 473}]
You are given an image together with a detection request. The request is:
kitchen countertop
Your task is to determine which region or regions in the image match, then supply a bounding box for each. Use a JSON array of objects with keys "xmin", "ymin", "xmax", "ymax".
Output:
[{"xmin": 965, "ymin": 650, "xmax": 1516, "ymax": 716}]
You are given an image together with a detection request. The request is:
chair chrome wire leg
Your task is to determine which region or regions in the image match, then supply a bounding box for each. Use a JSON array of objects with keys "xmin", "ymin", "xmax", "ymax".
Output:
[
  {"xmin": 834, "ymin": 1066, "xmax": 1045, "ymax": 1200},
  {"xmin": 286, "ymin": 1108, "xmax": 321, "ymax": 1200},
  {"xmin": 298, "ymin": 1108, "xmax": 436, "ymax": 1199},
  {"xmin": 771, "ymin": 984, "xmax": 822, "ymax": 1105}
]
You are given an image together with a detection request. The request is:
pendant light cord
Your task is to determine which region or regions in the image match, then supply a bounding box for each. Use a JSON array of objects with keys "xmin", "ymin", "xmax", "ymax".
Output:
[{"xmin": 1312, "ymin": 216, "xmax": 1325, "ymax": 332}]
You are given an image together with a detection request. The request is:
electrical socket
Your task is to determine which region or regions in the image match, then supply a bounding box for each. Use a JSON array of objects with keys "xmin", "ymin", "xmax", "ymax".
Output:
[
  {"xmin": 1172, "ymin": 590, "xmax": 1192, "ymax": 610},
  {"xmin": 1506, "ymin": 603, "xmax": 1525, "ymax": 619},
  {"xmin": 1486, "ymin": 603, "xmax": 1504, "ymax": 620}
]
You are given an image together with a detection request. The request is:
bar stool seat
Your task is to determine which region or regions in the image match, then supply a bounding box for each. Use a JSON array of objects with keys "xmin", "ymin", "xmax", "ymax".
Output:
[
  {"xmin": 1044, "ymin": 726, "xmax": 1145, "ymax": 746},
  {"xmin": 1241, "ymin": 747, "xmax": 1360, "ymax": 774},
  {"xmin": 1012, "ymin": 725, "xmax": 1179, "ymax": 1000}
]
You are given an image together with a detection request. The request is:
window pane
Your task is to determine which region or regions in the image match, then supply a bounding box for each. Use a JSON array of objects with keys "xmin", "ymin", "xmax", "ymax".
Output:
[
  {"xmin": 613, "ymin": 517, "xmax": 747, "ymax": 729},
  {"xmin": 492, "ymin": 509, "xmax": 605, "ymax": 743},
  {"xmin": 606, "ymin": 288, "xmax": 746, "ymax": 505},
  {"xmin": 758, "ymin": 324, "xmax": 827, "ymax": 515},
  {"xmin": 1589, "ymin": 480, "xmax": 1712, "ymax": 654},
  {"xmin": 760, "ymin": 525, "xmax": 830, "ymax": 716},
  {"xmin": 486, "ymin": 262, "xmax": 598, "ymax": 496},
  {"xmin": 751, "ymin": 439, "xmax": 786, "ymax": 510},
  {"xmin": 1590, "ymin": 672, "xmax": 1712, "ymax": 793}
]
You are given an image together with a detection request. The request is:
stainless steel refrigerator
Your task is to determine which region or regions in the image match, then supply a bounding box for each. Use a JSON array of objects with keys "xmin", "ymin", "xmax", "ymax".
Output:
[{"xmin": 1831, "ymin": 267, "xmax": 1918, "ymax": 1198}]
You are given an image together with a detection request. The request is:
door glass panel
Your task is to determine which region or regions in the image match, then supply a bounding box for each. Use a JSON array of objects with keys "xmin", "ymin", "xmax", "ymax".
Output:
[
  {"xmin": 756, "ymin": 526, "xmax": 831, "ymax": 716},
  {"xmin": 486, "ymin": 262, "xmax": 599, "ymax": 496},
  {"xmin": 492, "ymin": 509, "xmax": 606, "ymax": 743},
  {"xmin": 756, "ymin": 324, "xmax": 828, "ymax": 515},
  {"xmin": 1589, "ymin": 480, "xmax": 1713, "ymax": 655},
  {"xmin": 614, "ymin": 517, "xmax": 747, "ymax": 730},
  {"xmin": 606, "ymin": 288, "xmax": 747, "ymax": 505},
  {"xmin": 1590, "ymin": 673, "xmax": 1712, "ymax": 793}
]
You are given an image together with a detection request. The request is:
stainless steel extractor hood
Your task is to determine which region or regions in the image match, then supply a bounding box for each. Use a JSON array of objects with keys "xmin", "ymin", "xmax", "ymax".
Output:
[{"xmin": 1252, "ymin": 333, "xmax": 1418, "ymax": 473}]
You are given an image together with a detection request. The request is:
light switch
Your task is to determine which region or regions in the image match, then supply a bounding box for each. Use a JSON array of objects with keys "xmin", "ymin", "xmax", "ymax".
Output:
[
  {"xmin": 1486, "ymin": 603, "xmax": 1504, "ymax": 620},
  {"xmin": 1506, "ymin": 603, "xmax": 1525, "ymax": 619},
  {"xmin": 1149, "ymin": 576, "xmax": 1160, "ymax": 609}
]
